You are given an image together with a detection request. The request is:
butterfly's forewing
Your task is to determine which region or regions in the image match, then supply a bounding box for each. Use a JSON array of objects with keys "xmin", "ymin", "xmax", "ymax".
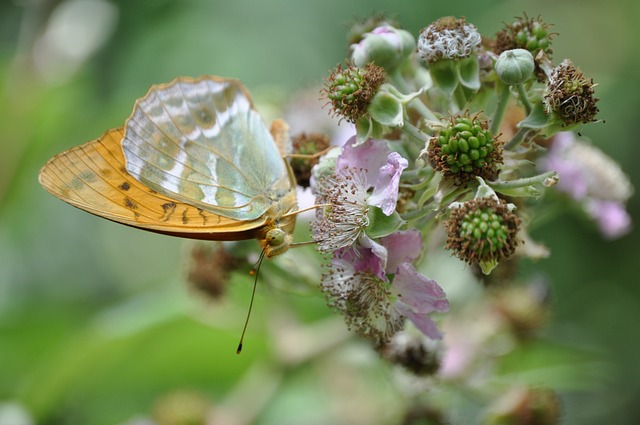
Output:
[
  {"xmin": 38, "ymin": 127, "xmax": 275, "ymax": 240},
  {"xmin": 122, "ymin": 76, "xmax": 293, "ymax": 221}
]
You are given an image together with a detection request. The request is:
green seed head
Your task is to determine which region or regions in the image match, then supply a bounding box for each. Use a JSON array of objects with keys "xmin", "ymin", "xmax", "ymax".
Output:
[
  {"xmin": 445, "ymin": 197, "xmax": 521, "ymax": 265},
  {"xmin": 428, "ymin": 114, "xmax": 503, "ymax": 185},
  {"xmin": 322, "ymin": 62, "xmax": 386, "ymax": 123}
]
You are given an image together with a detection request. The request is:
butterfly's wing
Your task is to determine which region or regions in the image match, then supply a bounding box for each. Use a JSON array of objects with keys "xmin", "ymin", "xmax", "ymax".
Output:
[
  {"xmin": 38, "ymin": 127, "xmax": 270, "ymax": 240},
  {"xmin": 122, "ymin": 76, "xmax": 294, "ymax": 221}
]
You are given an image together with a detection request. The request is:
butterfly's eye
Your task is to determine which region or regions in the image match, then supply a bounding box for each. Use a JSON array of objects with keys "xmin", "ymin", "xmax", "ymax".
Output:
[{"xmin": 265, "ymin": 228, "xmax": 286, "ymax": 248}]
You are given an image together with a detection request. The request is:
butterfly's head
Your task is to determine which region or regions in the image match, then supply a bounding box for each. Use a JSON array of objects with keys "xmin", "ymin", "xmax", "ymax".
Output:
[{"xmin": 262, "ymin": 227, "xmax": 293, "ymax": 258}]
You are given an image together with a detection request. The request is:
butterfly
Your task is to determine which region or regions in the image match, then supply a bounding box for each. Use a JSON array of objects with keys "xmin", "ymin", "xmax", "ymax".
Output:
[{"xmin": 39, "ymin": 76, "xmax": 298, "ymax": 258}]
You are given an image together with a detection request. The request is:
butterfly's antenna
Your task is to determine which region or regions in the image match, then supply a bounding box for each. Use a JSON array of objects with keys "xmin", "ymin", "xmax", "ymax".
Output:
[
  {"xmin": 289, "ymin": 240, "xmax": 318, "ymax": 249},
  {"xmin": 285, "ymin": 146, "xmax": 332, "ymax": 160},
  {"xmin": 282, "ymin": 203, "xmax": 329, "ymax": 219},
  {"xmin": 236, "ymin": 248, "xmax": 267, "ymax": 354}
]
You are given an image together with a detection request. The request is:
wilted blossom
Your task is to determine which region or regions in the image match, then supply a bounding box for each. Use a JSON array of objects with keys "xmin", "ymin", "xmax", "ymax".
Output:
[
  {"xmin": 321, "ymin": 230, "xmax": 449, "ymax": 344},
  {"xmin": 540, "ymin": 132, "xmax": 633, "ymax": 238},
  {"xmin": 311, "ymin": 136, "xmax": 408, "ymax": 252}
]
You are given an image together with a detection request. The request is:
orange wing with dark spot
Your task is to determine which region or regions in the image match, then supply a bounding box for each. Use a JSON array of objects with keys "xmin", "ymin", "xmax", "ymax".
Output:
[{"xmin": 38, "ymin": 127, "xmax": 269, "ymax": 240}]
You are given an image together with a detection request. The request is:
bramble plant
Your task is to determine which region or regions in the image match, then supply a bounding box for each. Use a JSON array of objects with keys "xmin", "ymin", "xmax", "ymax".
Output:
[
  {"xmin": 188, "ymin": 13, "xmax": 632, "ymax": 424},
  {"xmin": 305, "ymin": 13, "xmax": 628, "ymax": 422}
]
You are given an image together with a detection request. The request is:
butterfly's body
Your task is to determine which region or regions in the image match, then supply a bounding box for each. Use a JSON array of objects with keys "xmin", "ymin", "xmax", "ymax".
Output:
[{"xmin": 39, "ymin": 76, "xmax": 298, "ymax": 257}]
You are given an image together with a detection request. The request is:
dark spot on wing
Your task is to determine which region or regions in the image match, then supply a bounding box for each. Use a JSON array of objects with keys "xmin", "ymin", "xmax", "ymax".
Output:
[
  {"xmin": 161, "ymin": 202, "xmax": 176, "ymax": 221},
  {"xmin": 197, "ymin": 208, "xmax": 208, "ymax": 225},
  {"xmin": 119, "ymin": 182, "xmax": 131, "ymax": 191},
  {"xmin": 124, "ymin": 197, "xmax": 137, "ymax": 209},
  {"xmin": 101, "ymin": 169, "xmax": 113, "ymax": 178},
  {"xmin": 182, "ymin": 209, "xmax": 189, "ymax": 224}
]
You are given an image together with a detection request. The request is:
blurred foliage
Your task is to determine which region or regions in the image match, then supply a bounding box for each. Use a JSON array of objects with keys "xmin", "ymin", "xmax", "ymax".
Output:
[{"xmin": 1, "ymin": 0, "xmax": 639, "ymax": 424}]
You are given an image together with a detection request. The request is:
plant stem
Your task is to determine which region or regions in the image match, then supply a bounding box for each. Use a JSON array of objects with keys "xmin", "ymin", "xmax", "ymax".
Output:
[
  {"xmin": 504, "ymin": 127, "xmax": 531, "ymax": 150},
  {"xmin": 402, "ymin": 121, "xmax": 431, "ymax": 146},
  {"xmin": 515, "ymin": 83, "xmax": 532, "ymax": 115},
  {"xmin": 491, "ymin": 83, "xmax": 511, "ymax": 135}
]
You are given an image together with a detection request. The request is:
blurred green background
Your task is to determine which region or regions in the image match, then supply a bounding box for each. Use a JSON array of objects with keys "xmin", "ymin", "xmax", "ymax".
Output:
[{"xmin": 1, "ymin": 0, "xmax": 639, "ymax": 424}]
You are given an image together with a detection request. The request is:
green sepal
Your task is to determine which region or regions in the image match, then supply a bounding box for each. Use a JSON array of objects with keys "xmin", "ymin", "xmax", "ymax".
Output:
[
  {"xmin": 457, "ymin": 56, "xmax": 480, "ymax": 90},
  {"xmin": 479, "ymin": 258, "xmax": 499, "ymax": 275},
  {"xmin": 365, "ymin": 207, "xmax": 405, "ymax": 239},
  {"xmin": 429, "ymin": 59, "xmax": 459, "ymax": 96},
  {"xmin": 355, "ymin": 116, "xmax": 385, "ymax": 145},
  {"xmin": 518, "ymin": 100, "xmax": 549, "ymax": 130},
  {"xmin": 368, "ymin": 90, "xmax": 404, "ymax": 127}
]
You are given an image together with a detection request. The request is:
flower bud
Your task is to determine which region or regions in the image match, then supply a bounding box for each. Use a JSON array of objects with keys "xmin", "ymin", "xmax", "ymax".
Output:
[
  {"xmin": 495, "ymin": 14, "xmax": 554, "ymax": 81},
  {"xmin": 351, "ymin": 25, "xmax": 416, "ymax": 70},
  {"xmin": 495, "ymin": 49, "xmax": 535, "ymax": 85}
]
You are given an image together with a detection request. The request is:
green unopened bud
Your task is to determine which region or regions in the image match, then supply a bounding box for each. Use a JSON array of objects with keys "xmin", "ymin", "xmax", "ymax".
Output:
[
  {"xmin": 495, "ymin": 49, "xmax": 534, "ymax": 85},
  {"xmin": 351, "ymin": 25, "xmax": 416, "ymax": 70}
]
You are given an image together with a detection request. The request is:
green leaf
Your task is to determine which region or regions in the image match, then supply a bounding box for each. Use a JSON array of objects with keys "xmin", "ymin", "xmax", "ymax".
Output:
[{"xmin": 368, "ymin": 90, "xmax": 404, "ymax": 127}]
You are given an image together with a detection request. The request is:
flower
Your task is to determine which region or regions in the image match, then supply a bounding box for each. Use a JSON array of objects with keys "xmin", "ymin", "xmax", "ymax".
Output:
[
  {"xmin": 311, "ymin": 137, "xmax": 408, "ymax": 252},
  {"xmin": 320, "ymin": 231, "xmax": 449, "ymax": 344},
  {"xmin": 540, "ymin": 132, "xmax": 633, "ymax": 238}
]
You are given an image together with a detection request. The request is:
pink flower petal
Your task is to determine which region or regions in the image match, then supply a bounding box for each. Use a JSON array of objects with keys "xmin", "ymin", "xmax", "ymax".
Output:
[
  {"xmin": 392, "ymin": 263, "xmax": 448, "ymax": 314},
  {"xmin": 380, "ymin": 230, "xmax": 422, "ymax": 273},
  {"xmin": 368, "ymin": 152, "xmax": 408, "ymax": 215}
]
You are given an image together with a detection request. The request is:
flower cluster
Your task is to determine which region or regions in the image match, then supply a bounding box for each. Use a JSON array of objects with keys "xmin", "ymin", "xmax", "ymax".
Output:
[{"xmin": 304, "ymin": 13, "xmax": 633, "ymax": 352}]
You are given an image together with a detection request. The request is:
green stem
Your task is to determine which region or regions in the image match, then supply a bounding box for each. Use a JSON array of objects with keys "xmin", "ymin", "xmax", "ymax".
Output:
[
  {"xmin": 401, "ymin": 121, "xmax": 431, "ymax": 146},
  {"xmin": 515, "ymin": 83, "xmax": 532, "ymax": 115},
  {"xmin": 504, "ymin": 127, "xmax": 531, "ymax": 150},
  {"xmin": 491, "ymin": 83, "xmax": 511, "ymax": 134},
  {"xmin": 440, "ymin": 185, "xmax": 471, "ymax": 206},
  {"xmin": 488, "ymin": 171, "xmax": 558, "ymax": 192}
]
